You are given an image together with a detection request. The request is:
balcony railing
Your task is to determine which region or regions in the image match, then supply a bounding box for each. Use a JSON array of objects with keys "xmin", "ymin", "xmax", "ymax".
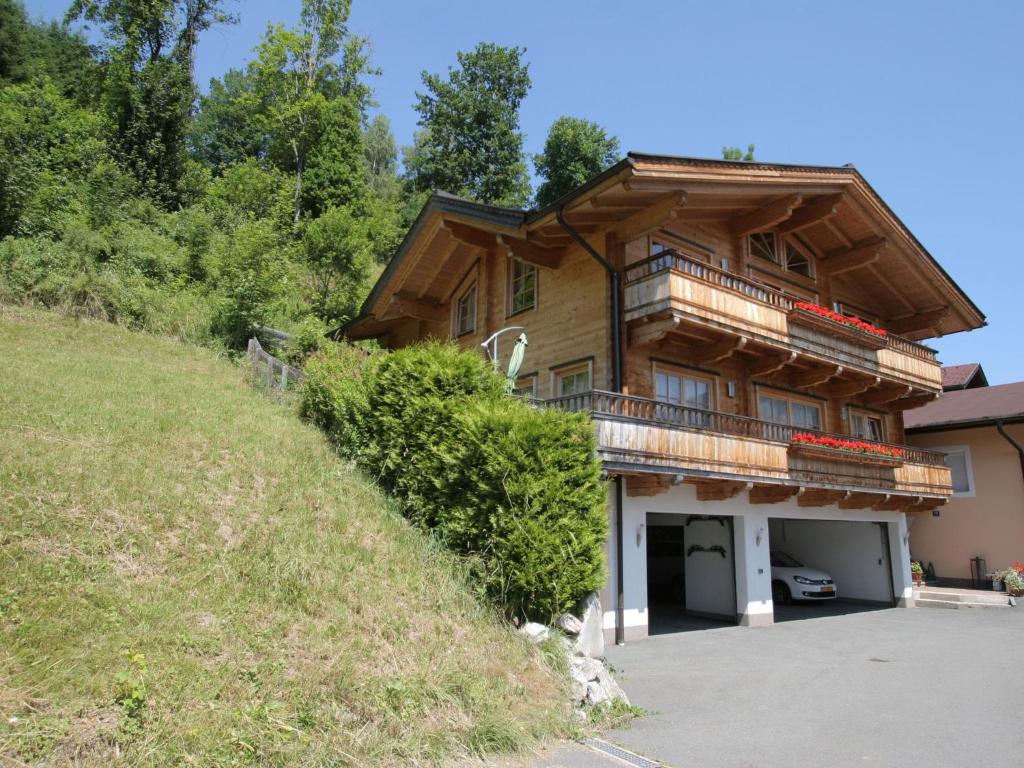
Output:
[
  {"xmin": 544, "ymin": 389, "xmax": 948, "ymax": 468},
  {"xmin": 624, "ymin": 250, "xmax": 938, "ymax": 363}
]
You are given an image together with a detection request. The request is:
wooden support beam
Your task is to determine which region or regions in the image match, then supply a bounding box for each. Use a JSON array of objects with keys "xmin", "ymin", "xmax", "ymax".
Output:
[
  {"xmin": 905, "ymin": 497, "xmax": 947, "ymax": 515},
  {"xmin": 562, "ymin": 209, "xmax": 632, "ymax": 225},
  {"xmin": 496, "ymin": 234, "xmax": 564, "ymax": 270},
  {"xmin": 694, "ymin": 480, "xmax": 752, "ymax": 501},
  {"xmin": 797, "ymin": 489, "xmax": 850, "ymax": 508},
  {"xmin": 383, "ymin": 294, "xmax": 447, "ymax": 324},
  {"xmin": 613, "ymin": 192, "xmax": 688, "ymax": 243},
  {"xmin": 887, "ymin": 307, "xmax": 951, "ymax": 336},
  {"xmin": 830, "ymin": 376, "xmax": 881, "ymax": 398},
  {"xmin": 588, "ymin": 191, "xmax": 648, "ymax": 209},
  {"xmin": 749, "ymin": 484, "xmax": 802, "ymax": 504},
  {"xmin": 629, "ymin": 317, "xmax": 679, "ymax": 347},
  {"xmin": 693, "ymin": 337, "xmax": 747, "ymax": 365},
  {"xmin": 441, "ymin": 220, "xmax": 497, "ymax": 251},
  {"xmin": 861, "ymin": 385, "xmax": 914, "ymax": 406},
  {"xmin": 626, "ymin": 474, "xmax": 672, "ymax": 498},
  {"xmin": 730, "ymin": 194, "xmax": 803, "ymax": 237},
  {"xmin": 883, "ymin": 393, "xmax": 938, "ymax": 413},
  {"xmin": 873, "ymin": 495, "xmax": 921, "ymax": 512},
  {"xmin": 819, "ymin": 238, "xmax": 887, "ymax": 277},
  {"xmin": 838, "ymin": 492, "xmax": 879, "ymax": 510},
  {"xmin": 791, "ymin": 365, "xmax": 843, "ymax": 389},
  {"xmin": 776, "ymin": 194, "xmax": 844, "ymax": 234},
  {"xmin": 749, "ymin": 351, "xmax": 799, "ymax": 378}
]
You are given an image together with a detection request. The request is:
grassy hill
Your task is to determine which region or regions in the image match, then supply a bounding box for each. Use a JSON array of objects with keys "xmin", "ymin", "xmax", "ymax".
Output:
[{"xmin": 0, "ymin": 307, "xmax": 568, "ymax": 766}]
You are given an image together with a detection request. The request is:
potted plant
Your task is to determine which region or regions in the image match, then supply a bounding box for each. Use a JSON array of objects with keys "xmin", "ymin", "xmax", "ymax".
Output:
[
  {"xmin": 991, "ymin": 572, "xmax": 1005, "ymax": 591},
  {"xmin": 911, "ymin": 560, "xmax": 925, "ymax": 586},
  {"xmin": 1004, "ymin": 571, "xmax": 1024, "ymax": 598}
]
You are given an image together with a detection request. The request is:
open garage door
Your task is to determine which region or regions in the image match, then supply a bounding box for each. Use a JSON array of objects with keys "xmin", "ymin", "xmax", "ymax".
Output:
[
  {"xmin": 646, "ymin": 513, "xmax": 736, "ymax": 633},
  {"xmin": 768, "ymin": 518, "xmax": 895, "ymax": 615}
]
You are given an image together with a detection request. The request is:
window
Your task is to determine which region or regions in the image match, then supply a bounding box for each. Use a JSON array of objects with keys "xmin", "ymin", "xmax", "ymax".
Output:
[
  {"xmin": 785, "ymin": 240, "xmax": 814, "ymax": 277},
  {"xmin": 654, "ymin": 366, "xmax": 713, "ymax": 426},
  {"xmin": 749, "ymin": 232, "xmax": 815, "ymax": 278},
  {"xmin": 509, "ymin": 259, "xmax": 536, "ymax": 314},
  {"xmin": 512, "ymin": 375, "xmax": 537, "ymax": 398},
  {"xmin": 758, "ymin": 391, "xmax": 823, "ymax": 430},
  {"xmin": 749, "ymin": 232, "xmax": 778, "ymax": 264},
  {"xmin": 554, "ymin": 364, "xmax": 591, "ymax": 396},
  {"xmin": 850, "ymin": 410, "xmax": 885, "ymax": 442},
  {"xmin": 455, "ymin": 283, "xmax": 477, "ymax": 336},
  {"xmin": 940, "ymin": 447, "xmax": 975, "ymax": 496}
]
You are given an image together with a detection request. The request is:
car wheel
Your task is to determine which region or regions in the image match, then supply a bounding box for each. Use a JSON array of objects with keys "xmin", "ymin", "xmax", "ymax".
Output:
[{"xmin": 772, "ymin": 581, "xmax": 791, "ymax": 605}]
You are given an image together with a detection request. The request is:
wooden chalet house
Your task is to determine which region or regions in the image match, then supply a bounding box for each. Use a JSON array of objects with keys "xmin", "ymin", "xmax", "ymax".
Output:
[{"xmin": 342, "ymin": 154, "xmax": 985, "ymax": 642}]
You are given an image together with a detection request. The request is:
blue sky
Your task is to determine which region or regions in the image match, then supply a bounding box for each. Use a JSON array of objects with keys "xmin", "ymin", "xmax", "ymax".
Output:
[{"xmin": 27, "ymin": 1, "xmax": 1024, "ymax": 383}]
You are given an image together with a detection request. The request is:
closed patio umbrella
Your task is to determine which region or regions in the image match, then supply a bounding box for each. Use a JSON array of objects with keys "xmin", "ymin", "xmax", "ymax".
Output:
[{"xmin": 505, "ymin": 332, "xmax": 528, "ymax": 393}]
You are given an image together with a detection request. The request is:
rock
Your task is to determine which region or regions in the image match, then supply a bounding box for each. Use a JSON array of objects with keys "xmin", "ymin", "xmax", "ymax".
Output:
[
  {"xmin": 570, "ymin": 656, "xmax": 603, "ymax": 681},
  {"xmin": 595, "ymin": 667, "xmax": 630, "ymax": 706},
  {"xmin": 585, "ymin": 681, "xmax": 610, "ymax": 706},
  {"xmin": 519, "ymin": 621, "xmax": 550, "ymax": 643},
  {"xmin": 569, "ymin": 669, "xmax": 588, "ymax": 704},
  {"xmin": 573, "ymin": 592, "xmax": 604, "ymax": 659},
  {"xmin": 556, "ymin": 613, "xmax": 583, "ymax": 636}
]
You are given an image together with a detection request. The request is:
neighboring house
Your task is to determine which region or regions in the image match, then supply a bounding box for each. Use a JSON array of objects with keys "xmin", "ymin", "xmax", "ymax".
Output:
[
  {"xmin": 941, "ymin": 362, "xmax": 989, "ymax": 392},
  {"xmin": 342, "ymin": 154, "xmax": 985, "ymax": 641},
  {"xmin": 904, "ymin": 377, "xmax": 1024, "ymax": 587}
]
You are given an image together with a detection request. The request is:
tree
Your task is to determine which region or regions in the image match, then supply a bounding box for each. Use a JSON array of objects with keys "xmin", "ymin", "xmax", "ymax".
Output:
[
  {"xmin": 364, "ymin": 114, "xmax": 397, "ymax": 197},
  {"xmin": 0, "ymin": 0, "xmax": 27, "ymax": 84},
  {"xmin": 533, "ymin": 116, "xmax": 620, "ymax": 208},
  {"xmin": 301, "ymin": 205, "xmax": 372, "ymax": 322},
  {"xmin": 250, "ymin": 0, "xmax": 371, "ymax": 223},
  {"xmin": 405, "ymin": 43, "xmax": 531, "ymax": 207},
  {"xmin": 66, "ymin": 0, "xmax": 231, "ymax": 207},
  {"xmin": 190, "ymin": 68, "xmax": 268, "ymax": 173},
  {"xmin": 722, "ymin": 144, "xmax": 756, "ymax": 161}
]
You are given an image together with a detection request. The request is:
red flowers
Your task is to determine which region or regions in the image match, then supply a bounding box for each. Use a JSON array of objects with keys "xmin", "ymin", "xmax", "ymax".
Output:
[
  {"xmin": 793, "ymin": 301, "xmax": 888, "ymax": 337},
  {"xmin": 791, "ymin": 432, "xmax": 905, "ymax": 458}
]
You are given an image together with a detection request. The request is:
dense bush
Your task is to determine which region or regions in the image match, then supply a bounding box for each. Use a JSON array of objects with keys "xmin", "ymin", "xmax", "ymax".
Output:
[{"xmin": 300, "ymin": 341, "xmax": 608, "ymax": 621}]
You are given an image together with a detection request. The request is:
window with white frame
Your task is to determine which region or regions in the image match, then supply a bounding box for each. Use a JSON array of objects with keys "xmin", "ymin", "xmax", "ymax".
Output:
[
  {"xmin": 509, "ymin": 259, "xmax": 536, "ymax": 314},
  {"xmin": 850, "ymin": 409, "xmax": 885, "ymax": 442},
  {"xmin": 554, "ymin": 363, "xmax": 591, "ymax": 396},
  {"xmin": 941, "ymin": 446, "xmax": 975, "ymax": 496},
  {"xmin": 455, "ymin": 282, "xmax": 477, "ymax": 336}
]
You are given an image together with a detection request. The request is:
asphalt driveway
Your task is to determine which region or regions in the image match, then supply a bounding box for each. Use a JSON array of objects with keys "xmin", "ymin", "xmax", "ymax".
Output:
[
  {"xmin": 611, "ymin": 605, "xmax": 1023, "ymax": 767},
  {"xmin": 534, "ymin": 605, "xmax": 1024, "ymax": 767}
]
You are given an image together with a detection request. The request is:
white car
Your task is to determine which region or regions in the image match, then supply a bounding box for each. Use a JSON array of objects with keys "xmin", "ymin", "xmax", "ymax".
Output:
[{"xmin": 771, "ymin": 550, "xmax": 837, "ymax": 603}]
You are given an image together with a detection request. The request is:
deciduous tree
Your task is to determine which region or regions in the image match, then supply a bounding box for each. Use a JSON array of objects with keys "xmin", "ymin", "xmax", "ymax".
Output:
[{"xmin": 533, "ymin": 116, "xmax": 619, "ymax": 208}]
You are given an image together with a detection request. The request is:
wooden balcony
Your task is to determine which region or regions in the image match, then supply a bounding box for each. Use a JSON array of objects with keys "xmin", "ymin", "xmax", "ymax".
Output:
[
  {"xmin": 545, "ymin": 391, "xmax": 952, "ymax": 506},
  {"xmin": 624, "ymin": 252, "xmax": 942, "ymax": 392}
]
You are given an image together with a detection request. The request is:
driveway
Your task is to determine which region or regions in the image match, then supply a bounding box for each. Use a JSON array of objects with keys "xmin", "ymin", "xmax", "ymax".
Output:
[{"xmin": 535, "ymin": 605, "xmax": 1024, "ymax": 767}]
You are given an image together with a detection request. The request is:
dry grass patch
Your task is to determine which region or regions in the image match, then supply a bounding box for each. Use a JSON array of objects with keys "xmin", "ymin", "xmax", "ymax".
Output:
[{"xmin": 0, "ymin": 306, "xmax": 569, "ymax": 766}]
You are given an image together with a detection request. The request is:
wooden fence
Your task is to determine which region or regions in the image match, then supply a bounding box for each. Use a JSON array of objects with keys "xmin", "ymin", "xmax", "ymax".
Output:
[{"xmin": 246, "ymin": 336, "xmax": 304, "ymax": 391}]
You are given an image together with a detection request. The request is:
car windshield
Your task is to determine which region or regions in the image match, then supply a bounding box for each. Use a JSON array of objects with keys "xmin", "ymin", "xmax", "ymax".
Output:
[{"xmin": 771, "ymin": 551, "xmax": 803, "ymax": 568}]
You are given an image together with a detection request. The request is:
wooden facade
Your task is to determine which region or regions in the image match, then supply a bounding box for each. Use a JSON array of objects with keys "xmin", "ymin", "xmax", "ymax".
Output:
[{"xmin": 342, "ymin": 155, "xmax": 984, "ymax": 510}]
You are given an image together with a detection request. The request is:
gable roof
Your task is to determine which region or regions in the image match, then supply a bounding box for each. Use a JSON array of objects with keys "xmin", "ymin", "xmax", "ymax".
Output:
[
  {"xmin": 904, "ymin": 381, "xmax": 1024, "ymax": 432},
  {"xmin": 941, "ymin": 363, "xmax": 989, "ymax": 391}
]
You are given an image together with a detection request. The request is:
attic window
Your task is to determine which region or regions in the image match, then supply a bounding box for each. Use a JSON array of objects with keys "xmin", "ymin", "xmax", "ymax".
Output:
[
  {"xmin": 455, "ymin": 283, "xmax": 477, "ymax": 336},
  {"xmin": 749, "ymin": 232, "xmax": 778, "ymax": 264},
  {"xmin": 785, "ymin": 241, "xmax": 814, "ymax": 277}
]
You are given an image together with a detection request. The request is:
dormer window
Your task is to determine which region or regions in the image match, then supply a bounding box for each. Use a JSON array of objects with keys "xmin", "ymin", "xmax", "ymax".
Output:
[{"xmin": 455, "ymin": 282, "xmax": 477, "ymax": 336}]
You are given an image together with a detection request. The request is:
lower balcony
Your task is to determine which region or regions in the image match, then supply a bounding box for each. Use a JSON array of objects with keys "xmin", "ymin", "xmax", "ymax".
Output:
[{"xmin": 544, "ymin": 390, "xmax": 952, "ymax": 509}]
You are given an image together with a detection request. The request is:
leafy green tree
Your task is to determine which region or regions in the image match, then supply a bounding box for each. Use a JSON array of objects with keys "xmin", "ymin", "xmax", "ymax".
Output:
[
  {"xmin": 722, "ymin": 144, "xmax": 756, "ymax": 161},
  {"xmin": 191, "ymin": 68, "xmax": 268, "ymax": 173},
  {"xmin": 364, "ymin": 114, "xmax": 398, "ymax": 197},
  {"xmin": 533, "ymin": 116, "xmax": 620, "ymax": 208},
  {"xmin": 250, "ymin": 0, "xmax": 372, "ymax": 223},
  {"xmin": 67, "ymin": 0, "xmax": 231, "ymax": 207},
  {"xmin": 405, "ymin": 43, "xmax": 531, "ymax": 207},
  {"xmin": 302, "ymin": 205, "xmax": 372, "ymax": 322},
  {"xmin": 0, "ymin": 0, "xmax": 27, "ymax": 83}
]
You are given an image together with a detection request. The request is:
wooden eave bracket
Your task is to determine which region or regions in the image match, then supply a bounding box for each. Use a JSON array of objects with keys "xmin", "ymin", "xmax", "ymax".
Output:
[
  {"xmin": 797, "ymin": 489, "xmax": 851, "ymax": 508},
  {"xmin": 861, "ymin": 385, "xmax": 914, "ymax": 406},
  {"xmin": 694, "ymin": 337, "xmax": 747, "ymax": 365},
  {"xmin": 830, "ymin": 376, "xmax": 881, "ymax": 398},
  {"xmin": 612, "ymin": 192, "xmax": 688, "ymax": 243},
  {"xmin": 887, "ymin": 306, "xmax": 951, "ymax": 336},
  {"xmin": 819, "ymin": 237, "xmax": 887, "ymax": 277},
  {"xmin": 791, "ymin": 365, "xmax": 844, "ymax": 389},
  {"xmin": 749, "ymin": 484, "xmax": 804, "ymax": 504},
  {"xmin": 776, "ymin": 194, "xmax": 845, "ymax": 235},
  {"xmin": 496, "ymin": 234, "xmax": 564, "ymax": 270},
  {"xmin": 383, "ymin": 294, "xmax": 447, "ymax": 324},
  {"xmin": 692, "ymin": 480, "xmax": 753, "ymax": 501},
  {"xmin": 749, "ymin": 351, "xmax": 799, "ymax": 378},
  {"xmin": 441, "ymin": 220, "xmax": 498, "ymax": 251},
  {"xmin": 730, "ymin": 194, "xmax": 803, "ymax": 237}
]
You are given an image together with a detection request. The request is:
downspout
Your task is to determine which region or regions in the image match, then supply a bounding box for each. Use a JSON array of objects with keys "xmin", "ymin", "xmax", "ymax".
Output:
[
  {"xmin": 996, "ymin": 420, "xmax": 1024, "ymax": 483},
  {"xmin": 556, "ymin": 207, "xmax": 626, "ymax": 645}
]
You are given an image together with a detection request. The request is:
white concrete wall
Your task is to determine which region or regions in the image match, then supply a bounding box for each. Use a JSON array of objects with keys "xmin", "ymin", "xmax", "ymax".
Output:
[
  {"xmin": 604, "ymin": 481, "xmax": 912, "ymax": 639},
  {"xmin": 768, "ymin": 518, "xmax": 893, "ymax": 603},
  {"xmin": 682, "ymin": 516, "xmax": 735, "ymax": 619}
]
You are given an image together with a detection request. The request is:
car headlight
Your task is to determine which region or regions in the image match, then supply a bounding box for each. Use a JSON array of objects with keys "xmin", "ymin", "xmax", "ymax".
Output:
[{"xmin": 792, "ymin": 575, "xmax": 816, "ymax": 584}]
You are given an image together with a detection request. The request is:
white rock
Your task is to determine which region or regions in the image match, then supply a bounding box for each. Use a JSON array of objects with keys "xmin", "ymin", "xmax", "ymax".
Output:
[
  {"xmin": 573, "ymin": 592, "xmax": 604, "ymax": 659},
  {"xmin": 570, "ymin": 656, "xmax": 603, "ymax": 682},
  {"xmin": 556, "ymin": 613, "xmax": 583, "ymax": 636},
  {"xmin": 596, "ymin": 667, "xmax": 630, "ymax": 705},
  {"xmin": 519, "ymin": 621, "xmax": 550, "ymax": 643},
  {"xmin": 585, "ymin": 681, "xmax": 610, "ymax": 707}
]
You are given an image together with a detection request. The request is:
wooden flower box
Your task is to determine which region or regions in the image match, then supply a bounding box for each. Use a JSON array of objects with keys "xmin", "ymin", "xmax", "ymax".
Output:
[
  {"xmin": 787, "ymin": 307, "xmax": 889, "ymax": 350},
  {"xmin": 788, "ymin": 442, "xmax": 904, "ymax": 468}
]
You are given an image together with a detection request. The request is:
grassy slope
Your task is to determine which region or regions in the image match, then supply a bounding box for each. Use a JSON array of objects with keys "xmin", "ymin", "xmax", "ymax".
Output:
[{"xmin": 0, "ymin": 307, "xmax": 566, "ymax": 766}]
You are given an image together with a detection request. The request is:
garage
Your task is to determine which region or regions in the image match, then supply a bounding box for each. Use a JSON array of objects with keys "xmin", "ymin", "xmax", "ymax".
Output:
[
  {"xmin": 767, "ymin": 518, "xmax": 896, "ymax": 619},
  {"xmin": 645, "ymin": 512, "xmax": 736, "ymax": 633}
]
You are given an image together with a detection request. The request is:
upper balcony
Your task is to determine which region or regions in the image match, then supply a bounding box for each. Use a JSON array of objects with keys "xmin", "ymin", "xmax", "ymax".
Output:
[
  {"xmin": 545, "ymin": 390, "xmax": 951, "ymax": 510},
  {"xmin": 624, "ymin": 251, "xmax": 942, "ymax": 395}
]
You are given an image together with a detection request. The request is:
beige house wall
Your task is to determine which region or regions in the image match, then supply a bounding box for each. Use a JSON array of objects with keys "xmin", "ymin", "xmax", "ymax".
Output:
[{"xmin": 907, "ymin": 424, "xmax": 1024, "ymax": 581}]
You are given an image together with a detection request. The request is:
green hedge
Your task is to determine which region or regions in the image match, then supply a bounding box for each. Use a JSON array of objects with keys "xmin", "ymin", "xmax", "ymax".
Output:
[{"xmin": 300, "ymin": 341, "xmax": 608, "ymax": 621}]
